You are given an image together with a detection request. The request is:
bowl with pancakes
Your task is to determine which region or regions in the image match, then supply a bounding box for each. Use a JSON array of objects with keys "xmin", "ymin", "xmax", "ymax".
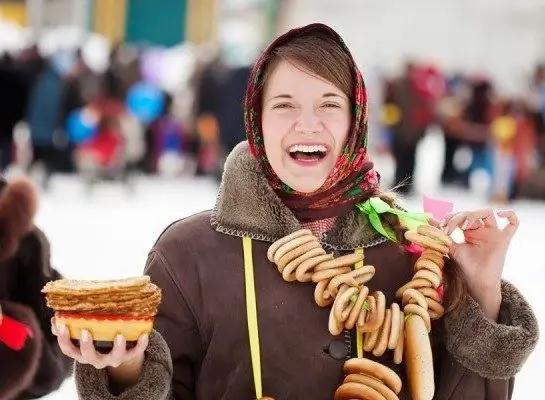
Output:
[{"xmin": 42, "ymin": 276, "xmax": 161, "ymax": 353}]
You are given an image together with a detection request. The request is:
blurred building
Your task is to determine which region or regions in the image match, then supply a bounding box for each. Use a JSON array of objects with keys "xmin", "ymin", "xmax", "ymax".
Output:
[{"xmin": 278, "ymin": 0, "xmax": 545, "ymax": 96}]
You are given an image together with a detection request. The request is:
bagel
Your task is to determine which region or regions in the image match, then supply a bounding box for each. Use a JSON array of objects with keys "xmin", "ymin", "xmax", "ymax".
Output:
[
  {"xmin": 314, "ymin": 253, "xmax": 365, "ymax": 271},
  {"xmin": 418, "ymin": 287, "xmax": 441, "ymax": 303},
  {"xmin": 404, "ymin": 231, "xmax": 450, "ymax": 255},
  {"xmin": 273, "ymin": 235, "xmax": 317, "ymax": 264},
  {"xmin": 395, "ymin": 279, "xmax": 433, "ymax": 298},
  {"xmin": 295, "ymin": 253, "xmax": 334, "ymax": 282},
  {"xmin": 343, "ymin": 358, "xmax": 402, "ymax": 394},
  {"xmin": 280, "ymin": 244, "xmax": 325, "ymax": 281},
  {"xmin": 388, "ymin": 303, "xmax": 401, "ymax": 350},
  {"xmin": 312, "ymin": 266, "xmax": 352, "ymax": 283},
  {"xmin": 314, "ymin": 280, "xmax": 334, "ymax": 307},
  {"xmin": 413, "ymin": 269, "xmax": 442, "ymax": 289},
  {"xmin": 417, "ymin": 224, "xmax": 453, "ymax": 247},
  {"xmin": 334, "ymin": 382, "xmax": 386, "ymax": 400},
  {"xmin": 414, "ymin": 258, "xmax": 443, "ymax": 277},
  {"xmin": 345, "ymin": 286, "xmax": 370, "ymax": 330},
  {"xmin": 420, "ymin": 249, "xmax": 445, "ymax": 269},
  {"xmin": 372, "ymin": 309, "xmax": 392, "ymax": 357},
  {"xmin": 404, "ymin": 304, "xmax": 431, "ymax": 332},
  {"xmin": 393, "ymin": 310, "xmax": 404, "ymax": 365},
  {"xmin": 401, "ymin": 288, "xmax": 428, "ymax": 311},
  {"xmin": 267, "ymin": 229, "xmax": 312, "ymax": 261},
  {"xmin": 344, "ymin": 374, "xmax": 399, "ymax": 400}
]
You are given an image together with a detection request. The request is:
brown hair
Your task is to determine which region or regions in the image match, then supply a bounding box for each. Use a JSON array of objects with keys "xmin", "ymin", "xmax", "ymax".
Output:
[{"xmin": 258, "ymin": 31, "xmax": 355, "ymax": 103}]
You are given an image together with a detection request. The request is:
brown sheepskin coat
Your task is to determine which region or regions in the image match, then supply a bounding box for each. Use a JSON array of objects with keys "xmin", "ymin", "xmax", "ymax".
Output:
[{"xmin": 74, "ymin": 142, "xmax": 539, "ymax": 399}]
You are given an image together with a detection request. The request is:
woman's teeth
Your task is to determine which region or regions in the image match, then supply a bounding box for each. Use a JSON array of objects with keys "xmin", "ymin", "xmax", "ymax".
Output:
[
  {"xmin": 288, "ymin": 144, "xmax": 327, "ymax": 154},
  {"xmin": 288, "ymin": 144, "xmax": 328, "ymax": 162}
]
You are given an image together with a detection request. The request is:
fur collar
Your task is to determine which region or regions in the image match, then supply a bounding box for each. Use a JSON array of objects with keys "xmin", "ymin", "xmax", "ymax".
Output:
[{"xmin": 211, "ymin": 141, "xmax": 384, "ymax": 250}]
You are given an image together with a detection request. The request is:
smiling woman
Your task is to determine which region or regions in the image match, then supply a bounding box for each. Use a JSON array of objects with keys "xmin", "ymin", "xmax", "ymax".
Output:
[{"xmin": 262, "ymin": 60, "xmax": 351, "ymax": 193}]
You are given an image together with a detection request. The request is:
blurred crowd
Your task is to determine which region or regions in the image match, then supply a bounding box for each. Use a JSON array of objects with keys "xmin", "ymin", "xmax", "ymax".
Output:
[
  {"xmin": 1, "ymin": 42, "xmax": 545, "ymax": 202},
  {"xmin": 377, "ymin": 62, "xmax": 545, "ymax": 202},
  {"xmin": 0, "ymin": 41, "xmax": 250, "ymax": 189}
]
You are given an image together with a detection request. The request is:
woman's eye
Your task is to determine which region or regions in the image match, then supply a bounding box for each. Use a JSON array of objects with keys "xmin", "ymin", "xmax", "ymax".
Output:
[
  {"xmin": 273, "ymin": 103, "xmax": 294, "ymax": 109},
  {"xmin": 322, "ymin": 102, "xmax": 341, "ymax": 108}
]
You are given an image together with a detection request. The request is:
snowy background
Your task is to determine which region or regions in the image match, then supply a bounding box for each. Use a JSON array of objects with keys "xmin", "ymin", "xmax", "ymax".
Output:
[{"xmin": 39, "ymin": 132, "xmax": 543, "ymax": 399}]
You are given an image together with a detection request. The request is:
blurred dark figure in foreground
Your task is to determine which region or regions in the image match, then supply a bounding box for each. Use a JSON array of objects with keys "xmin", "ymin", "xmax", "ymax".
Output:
[{"xmin": 0, "ymin": 54, "xmax": 26, "ymax": 171}]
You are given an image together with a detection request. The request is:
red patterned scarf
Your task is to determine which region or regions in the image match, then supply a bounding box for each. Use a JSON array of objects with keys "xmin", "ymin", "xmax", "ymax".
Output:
[{"xmin": 244, "ymin": 23, "xmax": 380, "ymax": 222}]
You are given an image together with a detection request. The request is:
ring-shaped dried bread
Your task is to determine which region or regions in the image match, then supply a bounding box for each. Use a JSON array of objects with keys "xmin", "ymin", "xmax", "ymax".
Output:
[
  {"xmin": 417, "ymin": 224, "xmax": 453, "ymax": 247},
  {"xmin": 273, "ymin": 235, "xmax": 317, "ymax": 265},
  {"xmin": 344, "ymin": 374, "xmax": 399, "ymax": 400},
  {"xmin": 345, "ymin": 286, "xmax": 370, "ymax": 330},
  {"xmin": 413, "ymin": 269, "xmax": 442, "ymax": 289},
  {"xmin": 314, "ymin": 280, "xmax": 334, "ymax": 307},
  {"xmin": 357, "ymin": 295, "xmax": 376, "ymax": 332},
  {"xmin": 367, "ymin": 291, "xmax": 386, "ymax": 332},
  {"xmin": 363, "ymin": 327, "xmax": 380, "ymax": 352},
  {"xmin": 329, "ymin": 305, "xmax": 344, "ymax": 336},
  {"xmin": 295, "ymin": 253, "xmax": 334, "ymax": 282},
  {"xmin": 395, "ymin": 278, "xmax": 433, "ymax": 298},
  {"xmin": 277, "ymin": 240, "xmax": 322, "ymax": 274},
  {"xmin": 312, "ymin": 266, "xmax": 352, "ymax": 283},
  {"xmin": 343, "ymin": 358, "xmax": 403, "ymax": 394},
  {"xmin": 393, "ymin": 311, "xmax": 405, "ymax": 365},
  {"xmin": 426, "ymin": 297, "xmax": 445, "ymax": 319},
  {"xmin": 279, "ymin": 245, "xmax": 325, "ymax": 278},
  {"xmin": 414, "ymin": 258, "xmax": 443, "ymax": 278},
  {"xmin": 267, "ymin": 229, "xmax": 312, "ymax": 261},
  {"xmin": 401, "ymin": 288, "xmax": 428, "ymax": 310},
  {"xmin": 418, "ymin": 287, "xmax": 442, "ymax": 303},
  {"xmin": 326, "ymin": 265, "xmax": 374, "ymax": 297},
  {"xmin": 314, "ymin": 253, "xmax": 365, "ymax": 272},
  {"xmin": 334, "ymin": 382, "xmax": 386, "ymax": 400},
  {"xmin": 404, "ymin": 231, "xmax": 450, "ymax": 255},
  {"xmin": 388, "ymin": 303, "xmax": 401, "ymax": 350},
  {"xmin": 420, "ymin": 249, "xmax": 445, "ymax": 269},
  {"xmin": 403, "ymin": 304, "xmax": 432, "ymax": 332},
  {"xmin": 334, "ymin": 287, "xmax": 359, "ymax": 322},
  {"xmin": 372, "ymin": 308, "xmax": 392, "ymax": 357}
]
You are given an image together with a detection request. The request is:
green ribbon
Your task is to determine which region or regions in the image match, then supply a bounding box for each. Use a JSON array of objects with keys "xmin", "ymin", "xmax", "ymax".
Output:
[{"xmin": 356, "ymin": 197, "xmax": 431, "ymax": 242}]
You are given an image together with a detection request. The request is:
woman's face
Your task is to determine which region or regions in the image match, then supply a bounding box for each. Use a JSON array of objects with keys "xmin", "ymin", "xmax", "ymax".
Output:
[{"xmin": 261, "ymin": 60, "xmax": 351, "ymax": 193}]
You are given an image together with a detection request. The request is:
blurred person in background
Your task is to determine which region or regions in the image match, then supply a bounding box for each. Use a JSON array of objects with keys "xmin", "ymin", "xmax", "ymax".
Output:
[
  {"xmin": 25, "ymin": 54, "xmax": 70, "ymax": 188},
  {"xmin": 389, "ymin": 62, "xmax": 436, "ymax": 194},
  {"xmin": 147, "ymin": 94, "xmax": 192, "ymax": 176},
  {"xmin": 0, "ymin": 53, "xmax": 26, "ymax": 171},
  {"xmin": 53, "ymin": 23, "xmax": 538, "ymax": 400},
  {"xmin": 455, "ymin": 78, "xmax": 495, "ymax": 189},
  {"xmin": 0, "ymin": 177, "xmax": 72, "ymax": 399},
  {"xmin": 437, "ymin": 74, "xmax": 469, "ymax": 187}
]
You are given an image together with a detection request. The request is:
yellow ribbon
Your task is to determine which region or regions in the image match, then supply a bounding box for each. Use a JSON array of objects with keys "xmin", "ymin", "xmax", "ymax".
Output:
[
  {"xmin": 243, "ymin": 236, "xmax": 263, "ymax": 399},
  {"xmin": 354, "ymin": 248, "xmax": 364, "ymax": 358},
  {"xmin": 243, "ymin": 239, "xmax": 366, "ymax": 398}
]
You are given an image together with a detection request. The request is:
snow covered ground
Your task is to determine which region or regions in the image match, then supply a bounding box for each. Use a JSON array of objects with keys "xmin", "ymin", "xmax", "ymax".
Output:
[{"xmin": 39, "ymin": 133, "xmax": 542, "ymax": 399}]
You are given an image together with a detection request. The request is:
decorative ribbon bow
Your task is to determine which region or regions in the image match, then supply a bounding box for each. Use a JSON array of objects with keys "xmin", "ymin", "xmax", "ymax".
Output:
[
  {"xmin": 0, "ymin": 305, "xmax": 33, "ymax": 351},
  {"xmin": 356, "ymin": 197, "xmax": 431, "ymax": 242}
]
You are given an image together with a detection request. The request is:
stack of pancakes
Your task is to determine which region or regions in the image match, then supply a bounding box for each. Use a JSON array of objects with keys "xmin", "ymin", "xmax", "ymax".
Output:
[{"xmin": 42, "ymin": 276, "xmax": 161, "ymax": 351}]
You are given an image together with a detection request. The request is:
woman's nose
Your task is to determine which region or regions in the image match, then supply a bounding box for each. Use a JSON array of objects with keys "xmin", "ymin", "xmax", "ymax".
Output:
[{"xmin": 295, "ymin": 109, "xmax": 322, "ymax": 134}]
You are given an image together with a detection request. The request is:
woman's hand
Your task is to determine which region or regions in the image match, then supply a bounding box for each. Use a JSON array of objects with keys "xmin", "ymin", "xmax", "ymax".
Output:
[
  {"xmin": 439, "ymin": 208, "xmax": 519, "ymax": 319},
  {"xmin": 52, "ymin": 318, "xmax": 148, "ymax": 392},
  {"xmin": 52, "ymin": 318, "xmax": 148, "ymax": 369}
]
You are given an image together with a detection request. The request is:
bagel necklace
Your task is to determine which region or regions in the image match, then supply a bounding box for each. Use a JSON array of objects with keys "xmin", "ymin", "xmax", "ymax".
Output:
[{"xmin": 264, "ymin": 197, "xmax": 453, "ymax": 400}]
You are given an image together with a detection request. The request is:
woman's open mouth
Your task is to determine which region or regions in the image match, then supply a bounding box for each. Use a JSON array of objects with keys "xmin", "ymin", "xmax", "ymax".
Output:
[{"xmin": 288, "ymin": 144, "xmax": 328, "ymax": 164}]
